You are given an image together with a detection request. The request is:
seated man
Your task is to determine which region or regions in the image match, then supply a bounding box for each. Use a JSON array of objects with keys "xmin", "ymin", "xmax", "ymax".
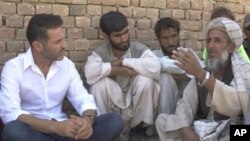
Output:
[
  {"xmin": 202, "ymin": 6, "xmax": 250, "ymax": 63},
  {"xmin": 153, "ymin": 17, "xmax": 204, "ymax": 114},
  {"xmin": 0, "ymin": 14, "xmax": 123, "ymax": 141},
  {"xmin": 84, "ymin": 11, "xmax": 160, "ymax": 140},
  {"xmin": 156, "ymin": 17, "xmax": 250, "ymax": 141}
]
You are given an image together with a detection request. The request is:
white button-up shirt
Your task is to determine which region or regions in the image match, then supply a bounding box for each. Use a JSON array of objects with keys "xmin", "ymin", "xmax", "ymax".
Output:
[{"xmin": 0, "ymin": 48, "xmax": 97, "ymax": 124}]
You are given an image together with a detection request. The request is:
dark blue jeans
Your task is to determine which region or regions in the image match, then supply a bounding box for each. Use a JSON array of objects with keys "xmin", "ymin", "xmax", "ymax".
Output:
[{"xmin": 2, "ymin": 113, "xmax": 123, "ymax": 141}]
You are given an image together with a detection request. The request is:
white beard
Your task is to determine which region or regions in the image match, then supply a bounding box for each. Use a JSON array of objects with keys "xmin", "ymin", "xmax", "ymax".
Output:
[{"xmin": 206, "ymin": 50, "xmax": 229, "ymax": 72}]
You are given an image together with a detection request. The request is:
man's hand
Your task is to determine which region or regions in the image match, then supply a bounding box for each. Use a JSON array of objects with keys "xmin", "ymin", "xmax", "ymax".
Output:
[
  {"xmin": 123, "ymin": 67, "xmax": 138, "ymax": 76},
  {"xmin": 172, "ymin": 48, "xmax": 204, "ymax": 78},
  {"xmin": 70, "ymin": 115, "xmax": 93, "ymax": 140},
  {"xmin": 112, "ymin": 59, "xmax": 123, "ymax": 66},
  {"xmin": 180, "ymin": 127, "xmax": 200, "ymax": 141},
  {"xmin": 54, "ymin": 117, "xmax": 83, "ymax": 138}
]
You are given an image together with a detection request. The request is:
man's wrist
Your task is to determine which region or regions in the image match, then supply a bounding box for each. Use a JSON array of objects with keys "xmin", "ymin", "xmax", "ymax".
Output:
[{"xmin": 83, "ymin": 114, "xmax": 95, "ymax": 124}]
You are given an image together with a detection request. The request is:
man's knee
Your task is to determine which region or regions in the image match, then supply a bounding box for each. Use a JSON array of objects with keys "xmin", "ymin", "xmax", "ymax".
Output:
[
  {"xmin": 3, "ymin": 120, "xmax": 28, "ymax": 140},
  {"xmin": 133, "ymin": 75, "xmax": 155, "ymax": 86}
]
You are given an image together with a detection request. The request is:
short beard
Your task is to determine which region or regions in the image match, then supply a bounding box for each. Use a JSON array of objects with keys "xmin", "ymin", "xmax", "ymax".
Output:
[
  {"xmin": 206, "ymin": 50, "xmax": 229, "ymax": 73},
  {"xmin": 110, "ymin": 39, "xmax": 130, "ymax": 51}
]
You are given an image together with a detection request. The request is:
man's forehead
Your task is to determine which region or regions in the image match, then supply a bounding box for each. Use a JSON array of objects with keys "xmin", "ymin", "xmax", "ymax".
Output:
[{"xmin": 207, "ymin": 28, "xmax": 228, "ymax": 39}]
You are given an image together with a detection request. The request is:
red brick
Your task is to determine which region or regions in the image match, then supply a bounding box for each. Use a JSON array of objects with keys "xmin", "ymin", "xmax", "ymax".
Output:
[
  {"xmin": 103, "ymin": 6, "xmax": 117, "ymax": 15},
  {"xmin": 179, "ymin": 0, "xmax": 190, "ymax": 9},
  {"xmin": 190, "ymin": 21, "xmax": 202, "ymax": 31},
  {"xmin": 18, "ymin": 3, "xmax": 35, "ymax": 15},
  {"xmin": 133, "ymin": 8, "xmax": 146, "ymax": 18},
  {"xmin": 65, "ymin": 40, "xmax": 75, "ymax": 51},
  {"xmin": 119, "ymin": 7, "xmax": 132, "ymax": 18},
  {"xmin": 67, "ymin": 28, "xmax": 83, "ymax": 39},
  {"xmin": 131, "ymin": 0, "xmax": 139, "ymax": 6},
  {"xmin": 72, "ymin": 0, "xmax": 87, "ymax": 4},
  {"xmin": 0, "ymin": 16, "xmax": 2, "ymax": 26},
  {"xmin": 159, "ymin": 10, "xmax": 172, "ymax": 18},
  {"xmin": 137, "ymin": 19, "xmax": 151, "ymax": 29},
  {"xmin": 203, "ymin": 0, "xmax": 213, "ymax": 11},
  {"xmin": 116, "ymin": 0, "xmax": 130, "ymax": 6},
  {"xmin": 69, "ymin": 51, "xmax": 85, "ymax": 61},
  {"xmin": 0, "ymin": 53, "xmax": 17, "ymax": 65},
  {"xmin": 0, "ymin": 28, "xmax": 15, "ymax": 39},
  {"xmin": 61, "ymin": 16, "xmax": 75, "ymax": 27},
  {"xmin": 88, "ymin": 0, "xmax": 101, "ymax": 4},
  {"xmin": 83, "ymin": 29, "xmax": 99, "ymax": 39},
  {"xmin": 24, "ymin": 41, "xmax": 30, "ymax": 50},
  {"xmin": 102, "ymin": 0, "xmax": 115, "ymax": 5},
  {"xmin": 24, "ymin": 16, "xmax": 32, "ymax": 27},
  {"xmin": 76, "ymin": 17, "xmax": 91, "ymax": 28},
  {"xmin": 225, "ymin": 3, "xmax": 244, "ymax": 14},
  {"xmin": 173, "ymin": 9, "xmax": 185, "ymax": 19},
  {"xmin": 242, "ymin": 0, "xmax": 250, "ymax": 4},
  {"xmin": 4, "ymin": 0, "xmax": 20, "ymax": 2},
  {"xmin": 6, "ymin": 15, "xmax": 24, "ymax": 27},
  {"xmin": 179, "ymin": 20, "xmax": 190, "ymax": 30},
  {"xmin": 7, "ymin": 41, "xmax": 24, "ymax": 52},
  {"xmin": 141, "ymin": 0, "xmax": 153, "ymax": 7},
  {"xmin": 0, "ymin": 2, "xmax": 16, "ymax": 14},
  {"xmin": 70, "ymin": 5, "xmax": 86, "ymax": 16},
  {"xmin": 136, "ymin": 30, "xmax": 149, "ymax": 39},
  {"xmin": 22, "ymin": 0, "xmax": 38, "ymax": 2},
  {"xmin": 127, "ymin": 18, "xmax": 135, "ymax": 28},
  {"xmin": 91, "ymin": 16, "xmax": 100, "ymax": 28},
  {"xmin": 191, "ymin": 0, "xmax": 202, "ymax": 10},
  {"xmin": 90, "ymin": 40, "xmax": 105, "ymax": 49},
  {"xmin": 56, "ymin": 0, "xmax": 72, "ymax": 3},
  {"xmin": 154, "ymin": 0, "xmax": 166, "ymax": 8},
  {"xmin": 0, "ymin": 41, "xmax": 6, "ymax": 52},
  {"xmin": 245, "ymin": 6, "xmax": 250, "ymax": 13},
  {"xmin": 53, "ymin": 4, "xmax": 69, "ymax": 16},
  {"xmin": 36, "ymin": 4, "xmax": 52, "ymax": 14},
  {"xmin": 16, "ymin": 29, "xmax": 27, "ymax": 40},
  {"xmin": 147, "ymin": 41, "xmax": 160, "ymax": 50},
  {"xmin": 129, "ymin": 29, "xmax": 136, "ymax": 39},
  {"xmin": 167, "ymin": 0, "xmax": 179, "ymax": 8},
  {"xmin": 87, "ymin": 5, "xmax": 102, "ymax": 16},
  {"xmin": 146, "ymin": 8, "xmax": 158, "ymax": 19},
  {"xmin": 39, "ymin": 0, "xmax": 55, "ymax": 3},
  {"xmin": 190, "ymin": 10, "xmax": 202, "ymax": 20},
  {"xmin": 75, "ymin": 39, "xmax": 90, "ymax": 50},
  {"xmin": 148, "ymin": 29, "xmax": 157, "ymax": 40}
]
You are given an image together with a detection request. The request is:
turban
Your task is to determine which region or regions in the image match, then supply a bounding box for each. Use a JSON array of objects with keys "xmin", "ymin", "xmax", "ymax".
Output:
[{"xmin": 207, "ymin": 17, "xmax": 243, "ymax": 49}]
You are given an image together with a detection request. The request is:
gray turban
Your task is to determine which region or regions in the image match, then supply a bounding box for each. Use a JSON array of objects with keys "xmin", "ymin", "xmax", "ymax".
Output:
[{"xmin": 207, "ymin": 17, "xmax": 243, "ymax": 49}]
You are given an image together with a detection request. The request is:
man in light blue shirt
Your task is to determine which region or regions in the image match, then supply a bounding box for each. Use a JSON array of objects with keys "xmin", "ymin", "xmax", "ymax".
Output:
[{"xmin": 0, "ymin": 14, "xmax": 123, "ymax": 141}]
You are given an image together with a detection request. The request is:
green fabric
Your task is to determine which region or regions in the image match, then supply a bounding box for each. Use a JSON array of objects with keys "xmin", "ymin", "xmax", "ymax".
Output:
[{"xmin": 202, "ymin": 44, "xmax": 250, "ymax": 63}]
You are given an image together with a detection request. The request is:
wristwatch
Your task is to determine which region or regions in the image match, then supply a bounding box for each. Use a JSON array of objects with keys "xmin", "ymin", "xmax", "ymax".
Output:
[{"xmin": 84, "ymin": 114, "xmax": 95, "ymax": 123}]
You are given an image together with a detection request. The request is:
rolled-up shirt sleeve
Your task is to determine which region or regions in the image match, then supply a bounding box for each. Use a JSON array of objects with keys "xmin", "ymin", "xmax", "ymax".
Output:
[
  {"xmin": 0, "ymin": 61, "xmax": 31, "ymax": 124},
  {"xmin": 67, "ymin": 61, "xmax": 98, "ymax": 115},
  {"xmin": 84, "ymin": 52, "xmax": 111, "ymax": 85}
]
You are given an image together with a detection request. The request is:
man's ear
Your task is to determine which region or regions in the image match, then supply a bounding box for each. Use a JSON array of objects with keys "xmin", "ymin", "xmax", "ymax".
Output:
[
  {"xmin": 102, "ymin": 32, "xmax": 109, "ymax": 41},
  {"xmin": 228, "ymin": 42, "xmax": 236, "ymax": 54},
  {"xmin": 32, "ymin": 41, "xmax": 43, "ymax": 52}
]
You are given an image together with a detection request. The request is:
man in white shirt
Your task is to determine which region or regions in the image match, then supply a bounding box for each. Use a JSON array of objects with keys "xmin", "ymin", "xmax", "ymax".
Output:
[
  {"xmin": 0, "ymin": 14, "xmax": 123, "ymax": 141},
  {"xmin": 84, "ymin": 11, "xmax": 160, "ymax": 140},
  {"xmin": 154, "ymin": 17, "xmax": 196, "ymax": 114}
]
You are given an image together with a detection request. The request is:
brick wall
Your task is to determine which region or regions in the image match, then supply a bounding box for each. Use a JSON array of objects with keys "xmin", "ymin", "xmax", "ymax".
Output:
[{"xmin": 0, "ymin": 0, "xmax": 250, "ymax": 74}]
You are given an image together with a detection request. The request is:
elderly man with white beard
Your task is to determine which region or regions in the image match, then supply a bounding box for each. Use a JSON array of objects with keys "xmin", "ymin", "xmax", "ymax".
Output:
[{"xmin": 155, "ymin": 17, "xmax": 250, "ymax": 141}]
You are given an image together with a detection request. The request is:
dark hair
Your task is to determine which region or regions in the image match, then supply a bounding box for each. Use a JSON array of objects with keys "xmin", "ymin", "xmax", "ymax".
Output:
[
  {"xmin": 210, "ymin": 7, "xmax": 235, "ymax": 20},
  {"xmin": 100, "ymin": 11, "xmax": 128, "ymax": 35},
  {"xmin": 26, "ymin": 14, "xmax": 63, "ymax": 46},
  {"xmin": 154, "ymin": 17, "xmax": 180, "ymax": 39}
]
